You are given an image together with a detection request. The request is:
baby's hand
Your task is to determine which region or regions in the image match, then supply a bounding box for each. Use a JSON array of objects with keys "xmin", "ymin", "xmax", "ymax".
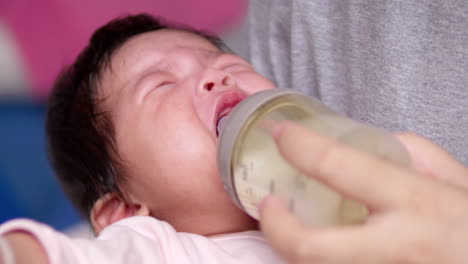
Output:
[
  {"xmin": 260, "ymin": 122, "xmax": 468, "ymax": 264},
  {"xmin": 1, "ymin": 232, "xmax": 48, "ymax": 264}
]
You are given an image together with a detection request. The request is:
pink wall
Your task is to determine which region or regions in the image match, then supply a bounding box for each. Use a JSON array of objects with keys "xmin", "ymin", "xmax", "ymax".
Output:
[{"xmin": 1, "ymin": 0, "xmax": 246, "ymax": 99}]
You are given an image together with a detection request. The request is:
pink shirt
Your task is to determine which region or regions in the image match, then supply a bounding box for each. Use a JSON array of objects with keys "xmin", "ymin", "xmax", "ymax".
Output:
[{"xmin": 0, "ymin": 216, "xmax": 285, "ymax": 264}]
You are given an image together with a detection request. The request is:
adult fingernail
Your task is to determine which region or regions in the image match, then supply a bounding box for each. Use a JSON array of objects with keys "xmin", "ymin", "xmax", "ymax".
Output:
[
  {"xmin": 271, "ymin": 121, "xmax": 294, "ymax": 141},
  {"xmin": 258, "ymin": 195, "xmax": 270, "ymax": 214},
  {"xmin": 258, "ymin": 195, "xmax": 284, "ymax": 214}
]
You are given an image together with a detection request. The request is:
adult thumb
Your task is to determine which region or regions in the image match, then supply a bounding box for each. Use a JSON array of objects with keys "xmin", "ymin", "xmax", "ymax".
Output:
[{"xmin": 259, "ymin": 196, "xmax": 310, "ymax": 257}]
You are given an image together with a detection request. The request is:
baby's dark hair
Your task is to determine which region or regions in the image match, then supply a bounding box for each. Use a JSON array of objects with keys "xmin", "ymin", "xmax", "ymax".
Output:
[{"xmin": 46, "ymin": 14, "xmax": 231, "ymax": 220}]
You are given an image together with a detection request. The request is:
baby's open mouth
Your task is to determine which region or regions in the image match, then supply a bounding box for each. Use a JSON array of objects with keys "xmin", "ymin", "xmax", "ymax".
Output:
[
  {"xmin": 216, "ymin": 115, "xmax": 230, "ymax": 136},
  {"xmin": 214, "ymin": 92, "xmax": 246, "ymax": 137}
]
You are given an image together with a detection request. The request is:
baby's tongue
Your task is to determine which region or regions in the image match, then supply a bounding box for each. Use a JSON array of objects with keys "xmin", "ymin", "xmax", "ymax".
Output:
[{"xmin": 217, "ymin": 115, "xmax": 229, "ymax": 136}]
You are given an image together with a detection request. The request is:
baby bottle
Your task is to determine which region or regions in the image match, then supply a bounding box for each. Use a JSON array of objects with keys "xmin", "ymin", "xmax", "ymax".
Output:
[{"xmin": 217, "ymin": 89, "xmax": 410, "ymax": 227}]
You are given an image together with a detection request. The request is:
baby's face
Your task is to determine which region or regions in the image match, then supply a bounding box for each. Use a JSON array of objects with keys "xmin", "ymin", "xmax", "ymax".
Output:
[{"xmin": 99, "ymin": 29, "xmax": 274, "ymax": 234}]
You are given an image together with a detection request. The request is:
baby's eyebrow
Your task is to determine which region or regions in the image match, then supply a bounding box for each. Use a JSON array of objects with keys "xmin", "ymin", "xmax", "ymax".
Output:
[
  {"xmin": 192, "ymin": 47, "xmax": 224, "ymax": 61},
  {"xmin": 153, "ymin": 59, "xmax": 176, "ymax": 72},
  {"xmin": 159, "ymin": 49, "xmax": 223, "ymax": 73}
]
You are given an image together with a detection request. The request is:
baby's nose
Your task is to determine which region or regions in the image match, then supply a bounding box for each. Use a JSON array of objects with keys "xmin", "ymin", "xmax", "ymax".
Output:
[{"xmin": 198, "ymin": 69, "xmax": 235, "ymax": 94}]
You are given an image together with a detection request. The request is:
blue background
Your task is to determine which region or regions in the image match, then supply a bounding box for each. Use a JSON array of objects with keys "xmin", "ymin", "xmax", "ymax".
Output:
[{"xmin": 0, "ymin": 100, "xmax": 80, "ymax": 230}]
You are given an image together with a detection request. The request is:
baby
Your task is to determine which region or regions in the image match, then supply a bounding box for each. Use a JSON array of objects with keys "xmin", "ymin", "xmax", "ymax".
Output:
[{"xmin": 0, "ymin": 14, "xmax": 284, "ymax": 264}]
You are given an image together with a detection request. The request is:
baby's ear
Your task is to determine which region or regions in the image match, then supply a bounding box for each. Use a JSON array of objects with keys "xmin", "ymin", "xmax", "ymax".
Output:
[{"xmin": 90, "ymin": 193, "xmax": 149, "ymax": 234}]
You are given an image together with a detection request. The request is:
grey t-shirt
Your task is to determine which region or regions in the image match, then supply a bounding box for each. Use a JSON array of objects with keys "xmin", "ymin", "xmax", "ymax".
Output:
[{"xmin": 245, "ymin": 0, "xmax": 468, "ymax": 165}]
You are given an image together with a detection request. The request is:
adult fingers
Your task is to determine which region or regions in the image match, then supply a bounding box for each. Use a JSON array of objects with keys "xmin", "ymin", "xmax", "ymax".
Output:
[
  {"xmin": 272, "ymin": 122, "xmax": 429, "ymax": 210},
  {"xmin": 396, "ymin": 133, "xmax": 468, "ymax": 190},
  {"xmin": 259, "ymin": 196, "xmax": 312, "ymax": 261},
  {"xmin": 260, "ymin": 195, "xmax": 391, "ymax": 264}
]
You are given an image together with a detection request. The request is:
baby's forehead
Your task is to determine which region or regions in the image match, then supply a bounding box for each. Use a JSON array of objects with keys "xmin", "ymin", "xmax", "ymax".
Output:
[
  {"xmin": 107, "ymin": 29, "xmax": 222, "ymax": 76},
  {"xmin": 117, "ymin": 29, "xmax": 221, "ymax": 60}
]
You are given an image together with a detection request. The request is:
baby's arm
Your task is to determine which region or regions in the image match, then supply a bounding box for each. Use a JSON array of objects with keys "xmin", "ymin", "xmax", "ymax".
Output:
[
  {"xmin": 1, "ymin": 216, "xmax": 274, "ymax": 264},
  {"xmin": 0, "ymin": 218, "xmax": 142, "ymax": 264},
  {"xmin": 1, "ymin": 232, "xmax": 48, "ymax": 264},
  {"xmin": 0, "ymin": 217, "xmax": 189, "ymax": 264}
]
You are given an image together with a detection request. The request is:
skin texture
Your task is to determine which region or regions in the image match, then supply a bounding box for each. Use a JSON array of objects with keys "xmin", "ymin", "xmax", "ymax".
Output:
[
  {"xmin": 0, "ymin": 29, "xmax": 276, "ymax": 264},
  {"xmin": 7, "ymin": 28, "xmax": 466, "ymax": 264},
  {"xmin": 260, "ymin": 122, "xmax": 468, "ymax": 264},
  {"xmin": 2, "ymin": 33, "xmax": 466, "ymax": 263},
  {"xmin": 94, "ymin": 29, "xmax": 275, "ymax": 235},
  {"xmin": 3, "ymin": 232, "xmax": 48, "ymax": 264}
]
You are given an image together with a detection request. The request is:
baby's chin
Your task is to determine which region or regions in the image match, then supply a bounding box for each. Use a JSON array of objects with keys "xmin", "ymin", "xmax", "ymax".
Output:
[
  {"xmin": 203, "ymin": 191, "xmax": 259, "ymax": 235},
  {"xmin": 165, "ymin": 192, "xmax": 259, "ymax": 236},
  {"xmin": 202, "ymin": 203, "xmax": 259, "ymax": 236}
]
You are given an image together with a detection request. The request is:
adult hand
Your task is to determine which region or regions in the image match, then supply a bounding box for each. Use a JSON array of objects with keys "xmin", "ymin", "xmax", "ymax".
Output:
[{"xmin": 260, "ymin": 122, "xmax": 468, "ymax": 264}]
